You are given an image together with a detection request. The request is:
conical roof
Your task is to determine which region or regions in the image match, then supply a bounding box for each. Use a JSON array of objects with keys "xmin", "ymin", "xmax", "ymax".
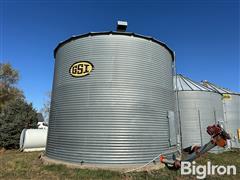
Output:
[
  {"xmin": 201, "ymin": 80, "xmax": 239, "ymax": 95},
  {"xmin": 174, "ymin": 74, "xmax": 215, "ymax": 92}
]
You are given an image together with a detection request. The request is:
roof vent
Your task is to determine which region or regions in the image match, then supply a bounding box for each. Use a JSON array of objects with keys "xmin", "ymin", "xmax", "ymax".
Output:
[{"xmin": 117, "ymin": 21, "xmax": 128, "ymax": 32}]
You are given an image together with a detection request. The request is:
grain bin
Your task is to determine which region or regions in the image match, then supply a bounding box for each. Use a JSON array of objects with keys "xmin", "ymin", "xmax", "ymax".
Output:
[
  {"xmin": 201, "ymin": 81, "xmax": 240, "ymax": 148},
  {"xmin": 174, "ymin": 75, "xmax": 225, "ymax": 153},
  {"xmin": 46, "ymin": 22, "xmax": 178, "ymax": 165}
]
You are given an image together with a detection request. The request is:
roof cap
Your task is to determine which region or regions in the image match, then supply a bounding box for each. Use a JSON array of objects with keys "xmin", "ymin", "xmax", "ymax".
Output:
[{"xmin": 117, "ymin": 21, "xmax": 128, "ymax": 32}]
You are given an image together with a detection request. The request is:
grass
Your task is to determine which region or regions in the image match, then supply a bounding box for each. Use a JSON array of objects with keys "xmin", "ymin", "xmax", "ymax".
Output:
[{"xmin": 0, "ymin": 149, "xmax": 239, "ymax": 179}]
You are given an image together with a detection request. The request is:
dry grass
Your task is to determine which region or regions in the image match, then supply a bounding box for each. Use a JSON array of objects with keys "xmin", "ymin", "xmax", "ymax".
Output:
[{"xmin": 0, "ymin": 149, "xmax": 239, "ymax": 179}]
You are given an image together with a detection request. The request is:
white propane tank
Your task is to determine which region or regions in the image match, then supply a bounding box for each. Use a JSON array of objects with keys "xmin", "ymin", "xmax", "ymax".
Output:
[{"xmin": 19, "ymin": 129, "xmax": 48, "ymax": 152}]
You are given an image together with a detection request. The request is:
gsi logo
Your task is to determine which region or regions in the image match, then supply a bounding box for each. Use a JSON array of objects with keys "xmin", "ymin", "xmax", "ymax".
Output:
[{"xmin": 69, "ymin": 61, "xmax": 94, "ymax": 77}]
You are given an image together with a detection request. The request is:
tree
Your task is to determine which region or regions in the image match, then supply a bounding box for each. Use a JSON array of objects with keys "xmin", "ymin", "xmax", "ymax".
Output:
[
  {"xmin": 0, "ymin": 63, "xmax": 19, "ymax": 85},
  {"xmin": 0, "ymin": 98, "xmax": 38, "ymax": 149},
  {"xmin": 0, "ymin": 62, "xmax": 38, "ymax": 149},
  {"xmin": 0, "ymin": 63, "xmax": 23, "ymax": 111},
  {"xmin": 41, "ymin": 91, "xmax": 51, "ymax": 123}
]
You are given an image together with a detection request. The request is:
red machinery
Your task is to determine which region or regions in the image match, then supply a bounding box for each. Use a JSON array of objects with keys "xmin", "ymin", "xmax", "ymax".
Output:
[{"xmin": 160, "ymin": 123, "xmax": 231, "ymax": 170}]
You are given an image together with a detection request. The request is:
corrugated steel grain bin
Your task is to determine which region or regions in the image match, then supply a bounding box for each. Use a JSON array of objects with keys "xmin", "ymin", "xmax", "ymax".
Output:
[
  {"xmin": 174, "ymin": 75, "xmax": 225, "ymax": 153},
  {"xmin": 46, "ymin": 30, "xmax": 178, "ymax": 165},
  {"xmin": 202, "ymin": 81, "xmax": 240, "ymax": 148}
]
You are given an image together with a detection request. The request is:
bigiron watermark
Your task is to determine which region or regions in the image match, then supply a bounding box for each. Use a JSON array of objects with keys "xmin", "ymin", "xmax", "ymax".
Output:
[{"xmin": 181, "ymin": 161, "xmax": 237, "ymax": 179}]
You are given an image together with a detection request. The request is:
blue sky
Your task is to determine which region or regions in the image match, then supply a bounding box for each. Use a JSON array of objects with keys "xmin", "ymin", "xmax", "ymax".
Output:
[{"xmin": 1, "ymin": 0, "xmax": 239, "ymax": 111}]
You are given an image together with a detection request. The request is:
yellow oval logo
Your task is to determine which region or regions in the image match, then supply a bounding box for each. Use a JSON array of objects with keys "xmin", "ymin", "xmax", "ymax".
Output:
[
  {"xmin": 69, "ymin": 61, "xmax": 94, "ymax": 77},
  {"xmin": 222, "ymin": 94, "xmax": 231, "ymax": 100}
]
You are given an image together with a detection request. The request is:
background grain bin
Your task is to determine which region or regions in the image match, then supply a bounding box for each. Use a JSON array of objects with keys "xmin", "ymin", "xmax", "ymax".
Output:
[
  {"xmin": 46, "ymin": 29, "xmax": 178, "ymax": 165},
  {"xmin": 201, "ymin": 81, "xmax": 240, "ymax": 148},
  {"xmin": 19, "ymin": 129, "xmax": 48, "ymax": 152},
  {"xmin": 174, "ymin": 75, "xmax": 225, "ymax": 153}
]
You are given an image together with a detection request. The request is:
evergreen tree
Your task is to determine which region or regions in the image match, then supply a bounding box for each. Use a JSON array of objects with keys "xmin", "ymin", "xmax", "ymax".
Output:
[{"xmin": 0, "ymin": 98, "xmax": 38, "ymax": 149}]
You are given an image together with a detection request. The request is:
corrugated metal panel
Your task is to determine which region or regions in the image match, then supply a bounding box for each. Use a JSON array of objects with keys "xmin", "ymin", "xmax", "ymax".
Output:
[
  {"xmin": 178, "ymin": 92, "xmax": 224, "ymax": 148},
  {"xmin": 223, "ymin": 94, "xmax": 240, "ymax": 148},
  {"xmin": 174, "ymin": 75, "xmax": 225, "ymax": 153},
  {"xmin": 201, "ymin": 81, "xmax": 240, "ymax": 148},
  {"xmin": 46, "ymin": 34, "xmax": 176, "ymax": 164}
]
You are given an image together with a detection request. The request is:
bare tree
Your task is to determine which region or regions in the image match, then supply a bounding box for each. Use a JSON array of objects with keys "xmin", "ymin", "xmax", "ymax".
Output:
[{"xmin": 41, "ymin": 91, "xmax": 51, "ymax": 123}]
